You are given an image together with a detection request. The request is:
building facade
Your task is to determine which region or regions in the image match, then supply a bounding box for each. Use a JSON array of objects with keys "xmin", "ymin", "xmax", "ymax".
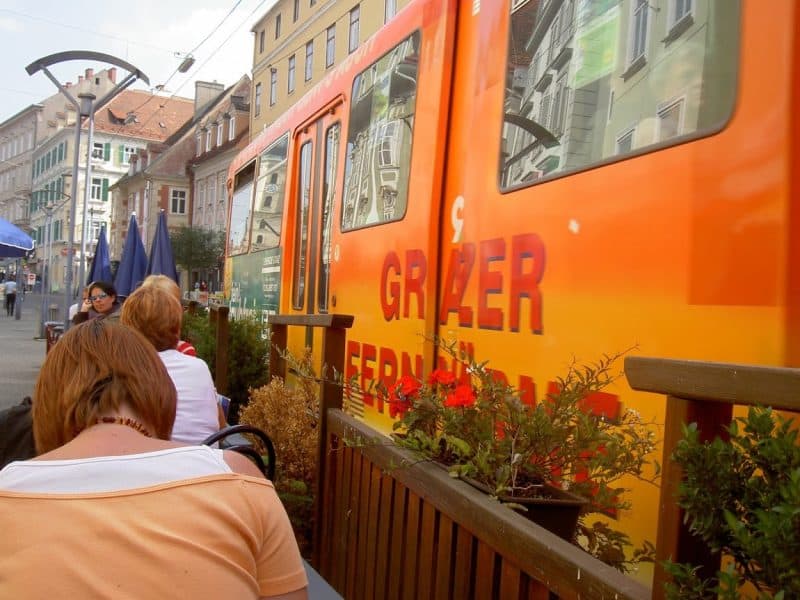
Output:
[
  {"xmin": 189, "ymin": 75, "xmax": 251, "ymax": 291},
  {"xmin": 111, "ymin": 80, "xmax": 249, "ymax": 292},
  {"xmin": 249, "ymin": 0, "xmax": 411, "ymax": 137},
  {"xmin": 28, "ymin": 72, "xmax": 195, "ymax": 294},
  {"xmin": 0, "ymin": 106, "xmax": 40, "ymax": 237}
]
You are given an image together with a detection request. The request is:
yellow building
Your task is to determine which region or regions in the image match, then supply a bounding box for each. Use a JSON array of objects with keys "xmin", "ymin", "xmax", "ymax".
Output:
[{"xmin": 249, "ymin": 0, "xmax": 411, "ymax": 138}]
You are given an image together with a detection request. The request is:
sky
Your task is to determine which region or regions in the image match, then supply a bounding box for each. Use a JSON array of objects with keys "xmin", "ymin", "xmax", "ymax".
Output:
[{"xmin": 0, "ymin": 0, "xmax": 277, "ymax": 123}]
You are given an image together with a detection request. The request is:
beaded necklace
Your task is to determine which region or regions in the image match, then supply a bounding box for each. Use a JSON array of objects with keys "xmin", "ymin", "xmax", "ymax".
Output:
[{"xmin": 98, "ymin": 416, "xmax": 153, "ymax": 438}]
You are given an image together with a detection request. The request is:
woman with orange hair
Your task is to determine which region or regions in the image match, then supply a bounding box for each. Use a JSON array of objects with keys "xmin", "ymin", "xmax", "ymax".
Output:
[{"xmin": 0, "ymin": 319, "xmax": 307, "ymax": 598}]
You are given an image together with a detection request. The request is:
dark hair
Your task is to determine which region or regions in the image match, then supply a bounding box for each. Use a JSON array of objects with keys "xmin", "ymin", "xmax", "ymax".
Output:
[{"xmin": 88, "ymin": 281, "xmax": 117, "ymax": 298}]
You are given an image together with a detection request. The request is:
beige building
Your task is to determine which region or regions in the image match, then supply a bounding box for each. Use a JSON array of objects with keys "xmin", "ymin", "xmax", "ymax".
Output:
[
  {"xmin": 111, "ymin": 80, "xmax": 250, "ymax": 292},
  {"xmin": 249, "ymin": 0, "xmax": 411, "ymax": 138},
  {"xmin": 29, "ymin": 74, "xmax": 195, "ymax": 294}
]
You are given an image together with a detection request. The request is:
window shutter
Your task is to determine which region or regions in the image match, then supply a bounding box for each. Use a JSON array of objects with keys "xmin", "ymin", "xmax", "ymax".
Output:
[
  {"xmin": 103, "ymin": 143, "xmax": 111, "ymax": 161},
  {"xmin": 117, "ymin": 144, "xmax": 124, "ymax": 165},
  {"xmin": 102, "ymin": 178, "xmax": 109, "ymax": 201}
]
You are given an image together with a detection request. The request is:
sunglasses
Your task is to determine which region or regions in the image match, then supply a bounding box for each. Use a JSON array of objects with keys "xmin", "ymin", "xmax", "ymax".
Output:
[{"xmin": 89, "ymin": 293, "xmax": 109, "ymax": 302}]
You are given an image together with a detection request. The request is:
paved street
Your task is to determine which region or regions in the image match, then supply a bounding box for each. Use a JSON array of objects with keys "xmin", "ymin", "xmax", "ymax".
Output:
[{"xmin": 0, "ymin": 292, "xmax": 49, "ymax": 410}]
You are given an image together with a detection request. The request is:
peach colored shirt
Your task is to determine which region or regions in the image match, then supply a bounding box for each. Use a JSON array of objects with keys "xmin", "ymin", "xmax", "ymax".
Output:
[{"xmin": 0, "ymin": 473, "xmax": 307, "ymax": 598}]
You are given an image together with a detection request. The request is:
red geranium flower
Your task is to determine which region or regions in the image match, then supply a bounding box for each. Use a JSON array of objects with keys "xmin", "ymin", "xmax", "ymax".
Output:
[
  {"xmin": 444, "ymin": 384, "xmax": 476, "ymax": 408},
  {"xmin": 428, "ymin": 369, "xmax": 456, "ymax": 387},
  {"xmin": 393, "ymin": 375, "xmax": 421, "ymax": 399}
]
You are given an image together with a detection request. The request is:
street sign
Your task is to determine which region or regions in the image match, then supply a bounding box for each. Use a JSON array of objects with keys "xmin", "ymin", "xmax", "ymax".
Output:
[{"xmin": 27, "ymin": 273, "xmax": 36, "ymax": 286}]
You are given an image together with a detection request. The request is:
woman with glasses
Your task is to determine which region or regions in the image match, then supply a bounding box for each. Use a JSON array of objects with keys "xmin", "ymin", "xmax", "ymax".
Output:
[{"xmin": 72, "ymin": 280, "xmax": 121, "ymax": 325}]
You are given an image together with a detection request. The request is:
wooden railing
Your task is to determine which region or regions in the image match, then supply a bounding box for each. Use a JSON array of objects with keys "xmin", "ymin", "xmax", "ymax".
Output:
[
  {"xmin": 625, "ymin": 357, "xmax": 800, "ymax": 599},
  {"xmin": 182, "ymin": 300, "xmax": 229, "ymax": 394},
  {"xmin": 266, "ymin": 313, "xmax": 651, "ymax": 599}
]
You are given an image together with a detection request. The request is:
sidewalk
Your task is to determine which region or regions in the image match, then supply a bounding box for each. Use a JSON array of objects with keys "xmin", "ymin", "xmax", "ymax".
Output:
[{"xmin": 0, "ymin": 292, "xmax": 48, "ymax": 410}]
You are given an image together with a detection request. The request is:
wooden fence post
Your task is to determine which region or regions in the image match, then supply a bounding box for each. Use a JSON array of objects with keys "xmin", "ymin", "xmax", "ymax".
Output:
[{"xmin": 215, "ymin": 305, "xmax": 229, "ymax": 395}]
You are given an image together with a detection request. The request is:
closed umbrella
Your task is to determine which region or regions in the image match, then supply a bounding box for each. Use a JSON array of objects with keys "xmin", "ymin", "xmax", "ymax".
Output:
[
  {"xmin": 0, "ymin": 218, "xmax": 34, "ymax": 258},
  {"xmin": 113, "ymin": 215, "xmax": 147, "ymax": 297},
  {"xmin": 86, "ymin": 225, "xmax": 112, "ymax": 285},
  {"xmin": 146, "ymin": 210, "xmax": 178, "ymax": 283}
]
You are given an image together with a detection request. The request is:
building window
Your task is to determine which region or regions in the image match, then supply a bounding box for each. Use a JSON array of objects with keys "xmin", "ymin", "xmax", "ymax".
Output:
[
  {"xmin": 216, "ymin": 122, "xmax": 223, "ymax": 146},
  {"xmin": 305, "ymin": 41, "xmax": 313, "ymax": 81},
  {"xmin": 326, "ymin": 25, "xmax": 336, "ymax": 67},
  {"xmin": 349, "ymin": 6, "xmax": 360, "ymax": 53},
  {"xmin": 671, "ymin": 0, "xmax": 692, "ymax": 25},
  {"xmin": 196, "ymin": 135, "xmax": 202, "ymax": 156},
  {"xmin": 385, "ymin": 0, "xmax": 397, "ymax": 23},
  {"xmin": 293, "ymin": 0, "xmax": 299, "ymax": 22},
  {"xmin": 228, "ymin": 116, "xmax": 236, "ymax": 141},
  {"xmin": 270, "ymin": 69, "xmax": 278, "ymax": 106},
  {"xmin": 205, "ymin": 129, "xmax": 212, "ymax": 152},
  {"xmin": 91, "ymin": 177, "xmax": 102, "ymax": 200},
  {"xmin": 121, "ymin": 145, "xmax": 136, "ymax": 164},
  {"xmin": 170, "ymin": 189, "xmax": 187, "ymax": 214},
  {"xmin": 616, "ymin": 129, "xmax": 635, "ymax": 155},
  {"xmin": 254, "ymin": 83, "xmax": 262, "ymax": 117},
  {"xmin": 275, "ymin": 13, "xmax": 281, "ymax": 39},
  {"xmin": 259, "ymin": 30, "xmax": 265, "ymax": 53},
  {"xmin": 92, "ymin": 142, "xmax": 104, "ymax": 160},
  {"xmin": 658, "ymin": 99, "xmax": 684, "ymax": 141},
  {"xmin": 629, "ymin": 0, "xmax": 649, "ymax": 64},
  {"xmin": 288, "ymin": 55, "xmax": 296, "ymax": 94},
  {"xmin": 310, "ymin": 0, "xmax": 316, "ymax": 5}
]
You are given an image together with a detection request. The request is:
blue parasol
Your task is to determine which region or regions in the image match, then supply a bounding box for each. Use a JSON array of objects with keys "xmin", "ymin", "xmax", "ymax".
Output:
[
  {"xmin": 86, "ymin": 224, "xmax": 112, "ymax": 285},
  {"xmin": 146, "ymin": 210, "xmax": 179, "ymax": 283},
  {"xmin": 0, "ymin": 217, "xmax": 34, "ymax": 258},
  {"xmin": 113, "ymin": 214, "xmax": 147, "ymax": 297}
]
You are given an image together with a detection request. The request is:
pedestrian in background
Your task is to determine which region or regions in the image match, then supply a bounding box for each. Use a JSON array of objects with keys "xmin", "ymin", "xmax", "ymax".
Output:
[{"xmin": 4, "ymin": 279, "xmax": 16, "ymax": 317}]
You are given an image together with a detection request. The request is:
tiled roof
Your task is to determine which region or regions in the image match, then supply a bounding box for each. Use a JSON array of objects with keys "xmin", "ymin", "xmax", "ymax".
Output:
[{"xmin": 90, "ymin": 90, "xmax": 194, "ymax": 142}]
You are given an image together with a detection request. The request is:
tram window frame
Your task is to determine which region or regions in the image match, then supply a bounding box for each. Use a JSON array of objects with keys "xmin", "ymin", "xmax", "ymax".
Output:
[
  {"xmin": 292, "ymin": 141, "xmax": 313, "ymax": 310},
  {"xmin": 250, "ymin": 133, "xmax": 290, "ymax": 254},
  {"xmin": 318, "ymin": 122, "xmax": 341, "ymax": 313},
  {"xmin": 227, "ymin": 162, "xmax": 257, "ymax": 257},
  {"xmin": 340, "ymin": 30, "xmax": 421, "ymax": 233},
  {"xmin": 498, "ymin": 0, "xmax": 741, "ymax": 194}
]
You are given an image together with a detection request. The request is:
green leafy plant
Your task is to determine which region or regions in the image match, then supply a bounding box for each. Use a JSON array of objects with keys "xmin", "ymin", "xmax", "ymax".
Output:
[
  {"xmin": 181, "ymin": 311, "xmax": 270, "ymax": 422},
  {"xmin": 239, "ymin": 349, "xmax": 319, "ymax": 557},
  {"xmin": 382, "ymin": 341, "xmax": 659, "ymax": 573},
  {"xmin": 665, "ymin": 407, "xmax": 800, "ymax": 599}
]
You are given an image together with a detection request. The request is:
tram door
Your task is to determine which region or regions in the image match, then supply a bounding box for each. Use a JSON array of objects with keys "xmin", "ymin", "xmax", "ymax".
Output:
[{"xmin": 286, "ymin": 105, "xmax": 343, "ymax": 358}]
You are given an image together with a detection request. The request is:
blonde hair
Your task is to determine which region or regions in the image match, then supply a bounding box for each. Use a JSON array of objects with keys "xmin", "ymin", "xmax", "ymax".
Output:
[
  {"xmin": 141, "ymin": 274, "xmax": 182, "ymax": 303},
  {"xmin": 33, "ymin": 320, "xmax": 176, "ymax": 453},
  {"xmin": 120, "ymin": 285, "xmax": 183, "ymax": 352}
]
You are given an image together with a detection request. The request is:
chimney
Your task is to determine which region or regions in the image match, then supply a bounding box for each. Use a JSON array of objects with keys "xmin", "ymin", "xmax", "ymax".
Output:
[
  {"xmin": 108, "ymin": 67, "xmax": 117, "ymax": 84},
  {"xmin": 85, "ymin": 68, "xmax": 94, "ymax": 80},
  {"xmin": 65, "ymin": 82, "xmax": 72, "ymax": 88},
  {"xmin": 78, "ymin": 75, "xmax": 84, "ymax": 83},
  {"xmin": 194, "ymin": 81, "xmax": 225, "ymax": 118}
]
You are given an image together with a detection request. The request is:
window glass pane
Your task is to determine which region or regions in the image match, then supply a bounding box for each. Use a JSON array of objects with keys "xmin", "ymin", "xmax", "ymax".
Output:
[
  {"xmin": 251, "ymin": 134, "xmax": 289, "ymax": 252},
  {"xmin": 341, "ymin": 31, "xmax": 420, "ymax": 231},
  {"xmin": 318, "ymin": 123, "xmax": 340, "ymax": 312},
  {"xmin": 499, "ymin": 0, "xmax": 740, "ymax": 190},
  {"xmin": 292, "ymin": 142, "xmax": 313, "ymax": 309},
  {"xmin": 228, "ymin": 164, "xmax": 255, "ymax": 255}
]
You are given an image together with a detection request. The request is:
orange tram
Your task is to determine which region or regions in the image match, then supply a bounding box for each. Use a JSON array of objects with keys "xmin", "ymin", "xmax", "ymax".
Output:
[{"xmin": 226, "ymin": 0, "xmax": 799, "ymax": 586}]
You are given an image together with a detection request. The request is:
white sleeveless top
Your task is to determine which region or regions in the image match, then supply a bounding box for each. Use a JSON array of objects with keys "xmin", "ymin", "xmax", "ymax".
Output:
[{"xmin": 0, "ymin": 446, "xmax": 231, "ymax": 493}]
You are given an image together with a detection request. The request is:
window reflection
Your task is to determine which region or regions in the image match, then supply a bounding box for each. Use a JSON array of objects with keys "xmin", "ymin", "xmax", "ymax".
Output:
[
  {"xmin": 341, "ymin": 31, "xmax": 420, "ymax": 231},
  {"xmin": 500, "ymin": 0, "xmax": 739, "ymax": 189},
  {"xmin": 251, "ymin": 134, "xmax": 289, "ymax": 252}
]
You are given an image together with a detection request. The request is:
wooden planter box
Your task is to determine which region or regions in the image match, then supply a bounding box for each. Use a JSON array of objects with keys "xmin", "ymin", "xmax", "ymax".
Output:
[{"xmin": 314, "ymin": 409, "xmax": 649, "ymax": 600}]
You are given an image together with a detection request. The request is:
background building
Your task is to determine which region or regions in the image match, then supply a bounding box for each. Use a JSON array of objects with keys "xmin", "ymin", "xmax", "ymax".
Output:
[
  {"xmin": 249, "ymin": 0, "xmax": 411, "ymax": 138},
  {"xmin": 29, "ymin": 75, "xmax": 195, "ymax": 293}
]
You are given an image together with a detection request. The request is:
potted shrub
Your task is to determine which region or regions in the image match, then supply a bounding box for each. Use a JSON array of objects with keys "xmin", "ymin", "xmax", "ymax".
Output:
[
  {"xmin": 383, "ymin": 342, "xmax": 659, "ymax": 572},
  {"xmin": 665, "ymin": 406, "xmax": 800, "ymax": 599}
]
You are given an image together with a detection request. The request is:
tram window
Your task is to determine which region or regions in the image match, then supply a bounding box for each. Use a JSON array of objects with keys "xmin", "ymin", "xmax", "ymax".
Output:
[
  {"xmin": 292, "ymin": 142, "xmax": 313, "ymax": 309},
  {"xmin": 228, "ymin": 162, "xmax": 255, "ymax": 256},
  {"xmin": 251, "ymin": 134, "xmax": 289, "ymax": 252},
  {"xmin": 499, "ymin": 0, "xmax": 740, "ymax": 190},
  {"xmin": 318, "ymin": 123, "xmax": 341, "ymax": 312},
  {"xmin": 341, "ymin": 31, "xmax": 420, "ymax": 231}
]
